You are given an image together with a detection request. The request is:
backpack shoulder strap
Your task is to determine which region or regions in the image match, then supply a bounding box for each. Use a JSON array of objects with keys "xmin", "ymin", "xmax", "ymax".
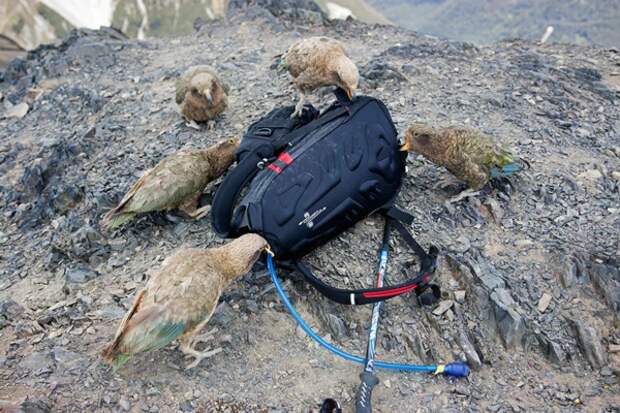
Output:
[
  {"xmin": 211, "ymin": 150, "xmax": 266, "ymax": 237},
  {"xmin": 292, "ymin": 216, "xmax": 438, "ymax": 305}
]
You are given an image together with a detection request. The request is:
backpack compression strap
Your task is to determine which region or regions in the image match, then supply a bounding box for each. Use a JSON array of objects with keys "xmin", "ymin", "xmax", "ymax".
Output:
[{"xmin": 293, "ymin": 217, "xmax": 439, "ymax": 305}]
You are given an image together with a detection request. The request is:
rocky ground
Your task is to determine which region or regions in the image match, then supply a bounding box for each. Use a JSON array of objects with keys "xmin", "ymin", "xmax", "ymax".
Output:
[{"xmin": 0, "ymin": 2, "xmax": 619, "ymax": 412}]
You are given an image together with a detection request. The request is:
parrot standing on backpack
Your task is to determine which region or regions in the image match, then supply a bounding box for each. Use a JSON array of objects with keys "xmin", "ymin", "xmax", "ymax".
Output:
[
  {"xmin": 278, "ymin": 36, "xmax": 359, "ymax": 117},
  {"xmin": 401, "ymin": 124, "xmax": 527, "ymax": 202}
]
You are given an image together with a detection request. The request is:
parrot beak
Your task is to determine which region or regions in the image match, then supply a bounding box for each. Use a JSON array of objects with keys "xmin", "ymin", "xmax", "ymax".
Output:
[
  {"xmin": 203, "ymin": 89, "xmax": 213, "ymax": 104},
  {"xmin": 345, "ymin": 87, "xmax": 353, "ymax": 101},
  {"xmin": 263, "ymin": 244, "xmax": 274, "ymax": 257},
  {"xmin": 400, "ymin": 140, "xmax": 412, "ymax": 152}
]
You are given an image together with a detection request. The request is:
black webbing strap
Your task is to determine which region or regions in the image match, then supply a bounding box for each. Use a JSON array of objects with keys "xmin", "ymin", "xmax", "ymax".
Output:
[{"xmin": 293, "ymin": 215, "xmax": 438, "ymax": 305}]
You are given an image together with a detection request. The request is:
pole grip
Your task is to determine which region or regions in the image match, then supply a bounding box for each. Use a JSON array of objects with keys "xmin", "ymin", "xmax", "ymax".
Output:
[{"xmin": 355, "ymin": 371, "xmax": 379, "ymax": 413}]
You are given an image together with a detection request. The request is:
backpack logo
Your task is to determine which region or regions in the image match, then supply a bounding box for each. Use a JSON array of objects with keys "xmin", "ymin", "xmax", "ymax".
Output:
[{"xmin": 299, "ymin": 207, "xmax": 326, "ymax": 228}]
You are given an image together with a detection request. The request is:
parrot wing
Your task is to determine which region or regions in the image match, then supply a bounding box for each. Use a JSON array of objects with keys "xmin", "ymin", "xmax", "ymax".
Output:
[
  {"xmin": 101, "ymin": 301, "xmax": 187, "ymax": 370},
  {"xmin": 116, "ymin": 153, "xmax": 207, "ymax": 214}
]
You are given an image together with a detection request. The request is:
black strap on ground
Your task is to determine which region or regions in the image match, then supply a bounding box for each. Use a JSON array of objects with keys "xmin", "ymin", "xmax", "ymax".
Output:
[{"xmin": 293, "ymin": 215, "xmax": 439, "ymax": 305}]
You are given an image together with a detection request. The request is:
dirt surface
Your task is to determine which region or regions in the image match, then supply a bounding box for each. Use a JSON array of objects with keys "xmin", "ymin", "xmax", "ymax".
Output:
[{"xmin": 0, "ymin": 2, "xmax": 619, "ymax": 412}]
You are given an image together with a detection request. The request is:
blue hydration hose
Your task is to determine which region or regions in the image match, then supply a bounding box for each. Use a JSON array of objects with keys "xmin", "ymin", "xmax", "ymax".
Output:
[{"xmin": 266, "ymin": 253, "xmax": 469, "ymax": 377}]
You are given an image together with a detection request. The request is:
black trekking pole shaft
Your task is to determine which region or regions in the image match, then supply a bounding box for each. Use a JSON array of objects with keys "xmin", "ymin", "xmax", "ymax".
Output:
[{"xmin": 355, "ymin": 219, "xmax": 391, "ymax": 413}]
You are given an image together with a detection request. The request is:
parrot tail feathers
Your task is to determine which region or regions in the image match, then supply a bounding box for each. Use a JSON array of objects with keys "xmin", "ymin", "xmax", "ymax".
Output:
[
  {"xmin": 100, "ymin": 211, "xmax": 136, "ymax": 230},
  {"xmin": 101, "ymin": 334, "xmax": 127, "ymax": 368},
  {"xmin": 490, "ymin": 162, "xmax": 521, "ymax": 178},
  {"xmin": 111, "ymin": 354, "xmax": 131, "ymax": 371},
  {"xmin": 101, "ymin": 343, "xmax": 130, "ymax": 371}
]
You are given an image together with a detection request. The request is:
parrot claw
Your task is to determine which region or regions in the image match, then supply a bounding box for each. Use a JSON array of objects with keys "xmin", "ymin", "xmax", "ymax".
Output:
[
  {"xmin": 446, "ymin": 189, "xmax": 480, "ymax": 205},
  {"xmin": 291, "ymin": 93, "xmax": 306, "ymax": 118},
  {"xmin": 180, "ymin": 327, "xmax": 222, "ymax": 369},
  {"xmin": 184, "ymin": 347, "xmax": 223, "ymax": 369},
  {"xmin": 435, "ymin": 176, "xmax": 466, "ymax": 192},
  {"xmin": 186, "ymin": 120, "xmax": 201, "ymax": 130},
  {"xmin": 191, "ymin": 327, "xmax": 218, "ymax": 345}
]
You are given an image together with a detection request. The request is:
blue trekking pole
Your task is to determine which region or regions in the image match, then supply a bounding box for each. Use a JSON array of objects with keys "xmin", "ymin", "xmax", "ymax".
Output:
[{"xmin": 355, "ymin": 218, "xmax": 391, "ymax": 413}]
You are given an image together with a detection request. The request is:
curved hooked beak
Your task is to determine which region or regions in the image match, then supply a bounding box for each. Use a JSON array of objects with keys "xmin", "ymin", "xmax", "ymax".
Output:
[
  {"xmin": 400, "ymin": 140, "xmax": 412, "ymax": 152},
  {"xmin": 345, "ymin": 86, "xmax": 353, "ymax": 101},
  {"xmin": 202, "ymin": 88, "xmax": 213, "ymax": 104}
]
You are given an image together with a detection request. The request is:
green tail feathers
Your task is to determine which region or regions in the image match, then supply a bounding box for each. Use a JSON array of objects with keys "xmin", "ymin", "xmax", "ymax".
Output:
[
  {"xmin": 487, "ymin": 149, "xmax": 529, "ymax": 178},
  {"xmin": 101, "ymin": 211, "xmax": 136, "ymax": 230},
  {"xmin": 111, "ymin": 354, "xmax": 131, "ymax": 371}
]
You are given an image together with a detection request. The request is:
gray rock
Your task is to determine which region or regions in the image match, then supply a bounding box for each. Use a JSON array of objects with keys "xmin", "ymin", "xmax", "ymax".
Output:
[
  {"xmin": 490, "ymin": 288, "xmax": 525, "ymax": 348},
  {"xmin": 403, "ymin": 329, "xmax": 432, "ymax": 363},
  {"xmin": 433, "ymin": 300, "xmax": 454, "ymax": 316},
  {"xmin": 20, "ymin": 352, "xmax": 54, "ymax": 375},
  {"xmin": 469, "ymin": 259, "xmax": 506, "ymax": 291},
  {"xmin": 572, "ymin": 319, "xmax": 607, "ymax": 369},
  {"xmin": 53, "ymin": 346, "xmax": 87, "ymax": 371},
  {"xmin": 320, "ymin": 311, "xmax": 348, "ymax": 340},
  {"xmin": 362, "ymin": 60, "xmax": 409, "ymax": 84},
  {"xmin": 458, "ymin": 330, "xmax": 482, "ymax": 370},
  {"xmin": 65, "ymin": 267, "xmax": 98, "ymax": 283},
  {"xmin": 1, "ymin": 399, "xmax": 51, "ymax": 413},
  {"xmin": 178, "ymin": 401, "xmax": 193, "ymax": 412},
  {"xmin": 0, "ymin": 298, "xmax": 25, "ymax": 320},
  {"xmin": 588, "ymin": 262, "xmax": 620, "ymax": 311},
  {"xmin": 536, "ymin": 333, "xmax": 566, "ymax": 364},
  {"xmin": 561, "ymin": 255, "xmax": 588, "ymax": 288},
  {"xmin": 119, "ymin": 398, "xmax": 131, "ymax": 412},
  {"xmin": 211, "ymin": 302, "xmax": 235, "ymax": 326}
]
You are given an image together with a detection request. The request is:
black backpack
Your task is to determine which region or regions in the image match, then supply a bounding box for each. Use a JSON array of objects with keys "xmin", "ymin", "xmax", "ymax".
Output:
[{"xmin": 212, "ymin": 90, "xmax": 438, "ymax": 305}]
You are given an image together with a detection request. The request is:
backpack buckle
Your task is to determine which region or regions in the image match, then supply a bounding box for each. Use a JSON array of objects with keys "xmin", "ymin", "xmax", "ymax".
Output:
[{"xmin": 257, "ymin": 158, "xmax": 271, "ymax": 169}]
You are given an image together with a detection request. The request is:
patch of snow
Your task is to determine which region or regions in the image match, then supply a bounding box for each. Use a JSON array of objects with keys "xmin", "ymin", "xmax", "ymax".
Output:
[
  {"xmin": 40, "ymin": 0, "xmax": 116, "ymax": 30},
  {"xmin": 325, "ymin": 2, "xmax": 355, "ymax": 21}
]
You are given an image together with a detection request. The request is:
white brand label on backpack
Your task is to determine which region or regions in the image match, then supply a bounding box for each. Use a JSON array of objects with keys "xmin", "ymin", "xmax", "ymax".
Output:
[{"xmin": 298, "ymin": 207, "xmax": 326, "ymax": 229}]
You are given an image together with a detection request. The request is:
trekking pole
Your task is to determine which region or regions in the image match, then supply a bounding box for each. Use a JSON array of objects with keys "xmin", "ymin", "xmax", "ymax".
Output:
[{"xmin": 355, "ymin": 218, "xmax": 391, "ymax": 413}]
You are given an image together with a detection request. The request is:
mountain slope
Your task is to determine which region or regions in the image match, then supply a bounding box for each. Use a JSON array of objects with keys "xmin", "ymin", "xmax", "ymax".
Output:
[
  {"xmin": 371, "ymin": 0, "xmax": 620, "ymax": 46},
  {"xmin": 0, "ymin": 3, "xmax": 618, "ymax": 411}
]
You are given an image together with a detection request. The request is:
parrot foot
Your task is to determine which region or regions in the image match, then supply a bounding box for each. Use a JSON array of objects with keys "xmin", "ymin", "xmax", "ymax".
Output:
[
  {"xmin": 435, "ymin": 176, "xmax": 465, "ymax": 192},
  {"xmin": 182, "ymin": 346, "xmax": 223, "ymax": 369},
  {"xmin": 191, "ymin": 327, "xmax": 218, "ymax": 345},
  {"xmin": 186, "ymin": 204, "xmax": 211, "ymax": 220},
  {"xmin": 186, "ymin": 120, "xmax": 201, "ymax": 130},
  {"xmin": 207, "ymin": 120, "xmax": 216, "ymax": 130},
  {"xmin": 446, "ymin": 188, "xmax": 480, "ymax": 205},
  {"xmin": 291, "ymin": 93, "xmax": 306, "ymax": 118}
]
